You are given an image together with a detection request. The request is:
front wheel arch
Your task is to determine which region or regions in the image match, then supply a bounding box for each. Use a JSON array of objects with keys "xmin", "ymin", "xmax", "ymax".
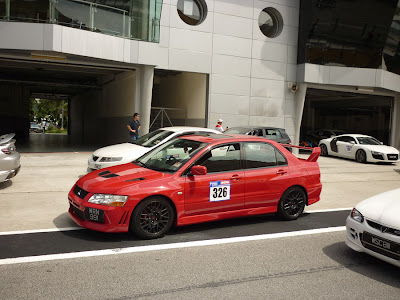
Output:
[{"xmin": 129, "ymin": 195, "xmax": 177, "ymax": 239}]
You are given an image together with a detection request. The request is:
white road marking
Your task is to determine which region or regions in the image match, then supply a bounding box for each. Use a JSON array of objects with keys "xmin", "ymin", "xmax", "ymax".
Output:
[
  {"xmin": 0, "ymin": 226, "xmax": 346, "ymax": 265},
  {"xmin": 0, "ymin": 227, "xmax": 83, "ymax": 236},
  {"xmin": 305, "ymin": 208, "xmax": 352, "ymax": 213}
]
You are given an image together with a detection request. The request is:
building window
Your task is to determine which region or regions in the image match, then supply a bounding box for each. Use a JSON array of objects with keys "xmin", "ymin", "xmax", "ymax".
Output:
[
  {"xmin": 177, "ymin": 0, "xmax": 207, "ymax": 26},
  {"xmin": 258, "ymin": 7, "xmax": 284, "ymax": 38}
]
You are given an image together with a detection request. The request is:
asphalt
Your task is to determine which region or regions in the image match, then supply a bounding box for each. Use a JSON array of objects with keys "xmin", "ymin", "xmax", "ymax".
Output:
[{"xmin": 0, "ymin": 210, "xmax": 349, "ymax": 259}]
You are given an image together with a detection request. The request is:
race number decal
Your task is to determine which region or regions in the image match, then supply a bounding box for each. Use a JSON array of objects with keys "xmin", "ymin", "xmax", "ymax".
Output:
[{"xmin": 209, "ymin": 181, "xmax": 231, "ymax": 202}]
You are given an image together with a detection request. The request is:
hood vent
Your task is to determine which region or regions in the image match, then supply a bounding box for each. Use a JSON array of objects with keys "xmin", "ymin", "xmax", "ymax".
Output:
[
  {"xmin": 125, "ymin": 177, "xmax": 146, "ymax": 182},
  {"xmin": 98, "ymin": 170, "xmax": 119, "ymax": 178}
]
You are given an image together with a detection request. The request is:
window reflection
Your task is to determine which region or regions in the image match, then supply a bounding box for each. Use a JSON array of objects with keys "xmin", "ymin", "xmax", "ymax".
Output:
[
  {"xmin": 0, "ymin": 0, "xmax": 162, "ymax": 42},
  {"xmin": 299, "ymin": 0, "xmax": 400, "ymax": 76}
]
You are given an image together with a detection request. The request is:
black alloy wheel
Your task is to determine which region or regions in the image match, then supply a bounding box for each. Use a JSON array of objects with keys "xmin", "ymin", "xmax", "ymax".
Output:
[
  {"xmin": 320, "ymin": 144, "xmax": 328, "ymax": 156},
  {"xmin": 131, "ymin": 197, "xmax": 174, "ymax": 239},
  {"xmin": 278, "ymin": 187, "xmax": 306, "ymax": 220},
  {"xmin": 355, "ymin": 149, "xmax": 367, "ymax": 163}
]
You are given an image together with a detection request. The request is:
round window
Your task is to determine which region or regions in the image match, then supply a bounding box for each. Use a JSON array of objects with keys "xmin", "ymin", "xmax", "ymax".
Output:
[
  {"xmin": 177, "ymin": 0, "xmax": 208, "ymax": 26},
  {"xmin": 258, "ymin": 7, "xmax": 284, "ymax": 38}
]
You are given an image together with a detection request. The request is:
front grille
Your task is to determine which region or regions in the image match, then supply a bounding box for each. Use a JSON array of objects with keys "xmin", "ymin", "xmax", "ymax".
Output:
[
  {"xmin": 70, "ymin": 203, "xmax": 85, "ymax": 221},
  {"xmin": 387, "ymin": 154, "xmax": 398, "ymax": 161},
  {"xmin": 92, "ymin": 155, "xmax": 99, "ymax": 162},
  {"xmin": 367, "ymin": 220, "xmax": 400, "ymax": 237},
  {"xmin": 73, "ymin": 185, "xmax": 89, "ymax": 199}
]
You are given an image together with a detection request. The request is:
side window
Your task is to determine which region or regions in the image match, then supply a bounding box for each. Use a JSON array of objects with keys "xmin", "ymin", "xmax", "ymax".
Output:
[
  {"xmin": 244, "ymin": 142, "xmax": 286, "ymax": 169},
  {"xmin": 265, "ymin": 129, "xmax": 277, "ymax": 140},
  {"xmin": 338, "ymin": 136, "xmax": 354, "ymax": 143},
  {"xmin": 194, "ymin": 143, "xmax": 241, "ymax": 173},
  {"xmin": 275, "ymin": 130, "xmax": 282, "ymax": 139}
]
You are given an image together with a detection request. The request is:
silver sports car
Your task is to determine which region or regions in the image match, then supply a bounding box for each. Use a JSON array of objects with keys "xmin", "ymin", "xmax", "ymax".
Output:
[{"xmin": 0, "ymin": 133, "xmax": 21, "ymax": 182}]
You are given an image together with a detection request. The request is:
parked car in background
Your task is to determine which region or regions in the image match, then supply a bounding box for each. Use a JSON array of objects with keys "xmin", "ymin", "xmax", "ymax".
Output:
[
  {"xmin": 87, "ymin": 127, "xmax": 221, "ymax": 172},
  {"xmin": 224, "ymin": 126, "xmax": 292, "ymax": 150},
  {"xmin": 303, "ymin": 129, "xmax": 347, "ymax": 147},
  {"xmin": 0, "ymin": 133, "xmax": 21, "ymax": 182},
  {"xmin": 346, "ymin": 188, "xmax": 400, "ymax": 267},
  {"xmin": 319, "ymin": 134, "xmax": 399, "ymax": 163},
  {"xmin": 29, "ymin": 122, "xmax": 41, "ymax": 133},
  {"xmin": 70, "ymin": 134, "xmax": 322, "ymax": 239}
]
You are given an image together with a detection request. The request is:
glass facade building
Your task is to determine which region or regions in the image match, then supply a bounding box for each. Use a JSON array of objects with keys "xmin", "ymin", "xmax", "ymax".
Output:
[
  {"xmin": 298, "ymin": 0, "xmax": 400, "ymax": 75},
  {"xmin": 0, "ymin": 0, "xmax": 162, "ymax": 42}
]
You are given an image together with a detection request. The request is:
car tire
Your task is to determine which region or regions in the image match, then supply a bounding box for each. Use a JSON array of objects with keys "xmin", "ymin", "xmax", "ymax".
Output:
[
  {"xmin": 277, "ymin": 186, "xmax": 306, "ymax": 221},
  {"xmin": 320, "ymin": 144, "xmax": 328, "ymax": 156},
  {"xmin": 356, "ymin": 149, "xmax": 367, "ymax": 163},
  {"xmin": 131, "ymin": 196, "xmax": 174, "ymax": 239}
]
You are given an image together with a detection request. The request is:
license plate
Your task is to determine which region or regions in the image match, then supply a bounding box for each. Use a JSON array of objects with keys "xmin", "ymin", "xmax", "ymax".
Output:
[
  {"xmin": 85, "ymin": 207, "xmax": 105, "ymax": 223},
  {"xmin": 362, "ymin": 232, "xmax": 400, "ymax": 260}
]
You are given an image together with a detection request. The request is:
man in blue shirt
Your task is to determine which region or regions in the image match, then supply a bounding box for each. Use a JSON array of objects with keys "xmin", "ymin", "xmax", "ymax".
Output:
[{"xmin": 127, "ymin": 113, "xmax": 141, "ymax": 142}]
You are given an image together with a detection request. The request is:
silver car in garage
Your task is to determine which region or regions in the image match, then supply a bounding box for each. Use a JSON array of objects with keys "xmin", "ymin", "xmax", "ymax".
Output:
[{"xmin": 0, "ymin": 133, "xmax": 21, "ymax": 182}]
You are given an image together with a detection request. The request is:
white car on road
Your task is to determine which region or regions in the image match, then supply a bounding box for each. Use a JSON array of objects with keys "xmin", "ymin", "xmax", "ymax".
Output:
[
  {"xmin": 319, "ymin": 134, "xmax": 399, "ymax": 163},
  {"xmin": 0, "ymin": 133, "xmax": 21, "ymax": 182},
  {"xmin": 346, "ymin": 188, "xmax": 400, "ymax": 267},
  {"xmin": 87, "ymin": 127, "xmax": 220, "ymax": 172}
]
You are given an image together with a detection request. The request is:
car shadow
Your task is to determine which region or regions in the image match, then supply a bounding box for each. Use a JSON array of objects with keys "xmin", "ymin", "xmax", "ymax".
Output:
[
  {"xmin": 0, "ymin": 180, "xmax": 13, "ymax": 190},
  {"xmin": 54, "ymin": 212, "xmax": 310, "ymax": 245},
  {"xmin": 323, "ymin": 241, "xmax": 400, "ymax": 288}
]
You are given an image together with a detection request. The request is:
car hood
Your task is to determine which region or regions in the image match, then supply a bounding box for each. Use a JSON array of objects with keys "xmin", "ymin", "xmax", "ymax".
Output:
[
  {"xmin": 76, "ymin": 163, "xmax": 172, "ymax": 195},
  {"xmin": 356, "ymin": 188, "xmax": 400, "ymax": 228},
  {"xmin": 0, "ymin": 133, "xmax": 15, "ymax": 145},
  {"xmin": 360, "ymin": 145, "xmax": 399, "ymax": 154},
  {"xmin": 93, "ymin": 143, "xmax": 149, "ymax": 159}
]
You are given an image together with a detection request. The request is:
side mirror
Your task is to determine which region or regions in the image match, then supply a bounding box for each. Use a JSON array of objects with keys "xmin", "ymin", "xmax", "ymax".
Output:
[{"xmin": 191, "ymin": 165, "xmax": 207, "ymax": 176}]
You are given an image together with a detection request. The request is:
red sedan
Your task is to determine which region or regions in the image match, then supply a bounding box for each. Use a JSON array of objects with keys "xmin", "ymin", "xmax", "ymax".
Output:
[{"xmin": 69, "ymin": 134, "xmax": 322, "ymax": 239}]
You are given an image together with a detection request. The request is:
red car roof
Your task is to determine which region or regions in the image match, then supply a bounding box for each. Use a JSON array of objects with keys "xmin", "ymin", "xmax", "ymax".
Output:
[{"xmin": 179, "ymin": 133, "xmax": 270, "ymax": 144}]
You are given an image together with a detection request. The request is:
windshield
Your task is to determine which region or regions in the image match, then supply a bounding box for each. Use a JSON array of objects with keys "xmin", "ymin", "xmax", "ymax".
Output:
[
  {"xmin": 356, "ymin": 137, "xmax": 381, "ymax": 145},
  {"xmin": 224, "ymin": 127, "xmax": 250, "ymax": 135},
  {"xmin": 133, "ymin": 129, "xmax": 174, "ymax": 148},
  {"xmin": 134, "ymin": 138, "xmax": 208, "ymax": 173}
]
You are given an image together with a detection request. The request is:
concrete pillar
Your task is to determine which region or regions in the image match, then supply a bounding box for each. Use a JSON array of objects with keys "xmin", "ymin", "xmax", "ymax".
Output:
[
  {"xmin": 391, "ymin": 94, "xmax": 400, "ymax": 150},
  {"xmin": 135, "ymin": 66, "xmax": 154, "ymax": 134},
  {"xmin": 293, "ymin": 83, "xmax": 308, "ymax": 154}
]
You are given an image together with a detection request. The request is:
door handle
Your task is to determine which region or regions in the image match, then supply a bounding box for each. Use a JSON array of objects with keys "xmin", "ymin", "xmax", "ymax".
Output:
[
  {"xmin": 276, "ymin": 169, "xmax": 287, "ymax": 175},
  {"xmin": 231, "ymin": 174, "xmax": 242, "ymax": 180}
]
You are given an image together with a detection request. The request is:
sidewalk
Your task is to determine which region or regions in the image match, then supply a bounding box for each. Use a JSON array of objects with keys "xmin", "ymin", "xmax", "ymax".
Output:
[{"xmin": 0, "ymin": 152, "xmax": 399, "ymax": 232}]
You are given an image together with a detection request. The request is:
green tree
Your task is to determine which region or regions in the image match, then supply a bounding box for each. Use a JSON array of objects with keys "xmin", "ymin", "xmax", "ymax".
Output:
[{"xmin": 30, "ymin": 98, "xmax": 68, "ymax": 129}]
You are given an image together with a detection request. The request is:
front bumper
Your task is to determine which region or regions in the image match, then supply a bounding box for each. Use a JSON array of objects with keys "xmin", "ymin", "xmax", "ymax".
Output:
[
  {"xmin": 346, "ymin": 216, "xmax": 400, "ymax": 267},
  {"xmin": 367, "ymin": 152, "xmax": 399, "ymax": 163},
  {"xmin": 68, "ymin": 190, "xmax": 133, "ymax": 233}
]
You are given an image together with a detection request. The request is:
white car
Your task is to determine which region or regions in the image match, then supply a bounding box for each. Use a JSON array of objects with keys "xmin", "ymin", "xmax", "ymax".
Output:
[
  {"xmin": 319, "ymin": 134, "xmax": 399, "ymax": 163},
  {"xmin": 87, "ymin": 127, "xmax": 220, "ymax": 172},
  {"xmin": 0, "ymin": 133, "xmax": 21, "ymax": 182},
  {"xmin": 346, "ymin": 188, "xmax": 400, "ymax": 267}
]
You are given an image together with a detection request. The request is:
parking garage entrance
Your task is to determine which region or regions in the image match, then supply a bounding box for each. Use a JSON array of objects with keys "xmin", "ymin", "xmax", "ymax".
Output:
[
  {"xmin": 301, "ymin": 88, "xmax": 393, "ymax": 144},
  {"xmin": 0, "ymin": 51, "xmax": 137, "ymax": 152}
]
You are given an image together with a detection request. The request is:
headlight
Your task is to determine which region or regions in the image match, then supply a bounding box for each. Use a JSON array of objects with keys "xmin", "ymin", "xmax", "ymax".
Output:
[
  {"xmin": 350, "ymin": 208, "xmax": 364, "ymax": 223},
  {"xmin": 371, "ymin": 151, "xmax": 383, "ymax": 156},
  {"xmin": 88, "ymin": 194, "xmax": 128, "ymax": 207},
  {"xmin": 99, "ymin": 157, "xmax": 123, "ymax": 162}
]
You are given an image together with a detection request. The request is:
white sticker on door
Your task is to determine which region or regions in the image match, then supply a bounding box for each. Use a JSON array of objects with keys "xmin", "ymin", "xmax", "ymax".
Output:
[{"xmin": 209, "ymin": 180, "xmax": 231, "ymax": 202}]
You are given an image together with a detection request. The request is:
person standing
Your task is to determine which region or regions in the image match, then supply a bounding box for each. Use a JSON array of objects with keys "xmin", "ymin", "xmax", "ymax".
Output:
[
  {"xmin": 42, "ymin": 119, "xmax": 47, "ymax": 134},
  {"xmin": 127, "ymin": 113, "xmax": 141, "ymax": 142},
  {"xmin": 215, "ymin": 119, "xmax": 224, "ymax": 133}
]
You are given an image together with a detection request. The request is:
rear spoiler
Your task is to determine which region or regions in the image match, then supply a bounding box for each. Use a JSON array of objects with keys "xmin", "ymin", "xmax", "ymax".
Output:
[{"xmin": 281, "ymin": 144, "xmax": 321, "ymax": 162}]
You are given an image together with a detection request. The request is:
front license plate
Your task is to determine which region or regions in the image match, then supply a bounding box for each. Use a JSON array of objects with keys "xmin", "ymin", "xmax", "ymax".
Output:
[
  {"xmin": 85, "ymin": 207, "xmax": 105, "ymax": 223},
  {"xmin": 362, "ymin": 232, "xmax": 400, "ymax": 260}
]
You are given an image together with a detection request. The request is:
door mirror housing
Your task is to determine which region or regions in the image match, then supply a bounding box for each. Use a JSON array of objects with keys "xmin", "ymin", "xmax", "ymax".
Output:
[{"xmin": 191, "ymin": 165, "xmax": 207, "ymax": 176}]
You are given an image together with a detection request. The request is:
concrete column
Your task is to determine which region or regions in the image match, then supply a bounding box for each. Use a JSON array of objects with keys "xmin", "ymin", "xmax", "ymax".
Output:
[
  {"xmin": 135, "ymin": 66, "xmax": 154, "ymax": 135},
  {"xmin": 391, "ymin": 94, "xmax": 400, "ymax": 150},
  {"xmin": 293, "ymin": 83, "xmax": 308, "ymax": 154}
]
